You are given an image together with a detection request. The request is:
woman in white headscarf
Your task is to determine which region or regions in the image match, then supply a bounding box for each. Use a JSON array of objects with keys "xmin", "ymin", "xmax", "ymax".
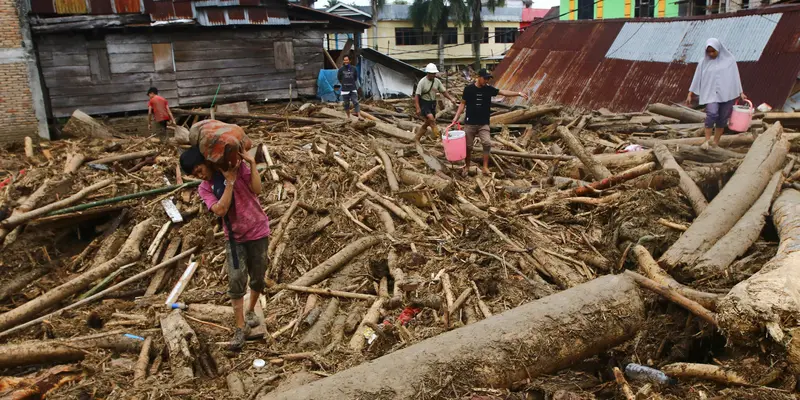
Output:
[{"xmin": 686, "ymin": 38, "xmax": 747, "ymax": 149}]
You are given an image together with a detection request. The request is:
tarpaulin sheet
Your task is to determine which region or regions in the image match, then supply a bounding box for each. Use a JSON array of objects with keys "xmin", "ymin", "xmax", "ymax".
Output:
[
  {"xmin": 361, "ymin": 58, "xmax": 415, "ymax": 100},
  {"xmin": 317, "ymin": 69, "xmax": 340, "ymax": 102}
]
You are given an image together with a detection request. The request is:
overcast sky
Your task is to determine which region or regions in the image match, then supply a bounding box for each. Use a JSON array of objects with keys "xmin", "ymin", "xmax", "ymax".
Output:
[{"xmin": 346, "ymin": 0, "xmax": 561, "ymax": 10}]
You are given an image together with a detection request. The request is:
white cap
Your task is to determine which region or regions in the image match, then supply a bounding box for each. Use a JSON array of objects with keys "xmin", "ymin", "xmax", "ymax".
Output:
[
  {"xmin": 253, "ymin": 359, "xmax": 266, "ymax": 368},
  {"xmin": 424, "ymin": 63, "xmax": 439, "ymax": 74}
]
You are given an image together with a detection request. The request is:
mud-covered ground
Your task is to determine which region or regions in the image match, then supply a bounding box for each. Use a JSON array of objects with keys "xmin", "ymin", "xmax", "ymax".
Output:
[{"xmin": 0, "ymin": 101, "xmax": 794, "ymax": 399}]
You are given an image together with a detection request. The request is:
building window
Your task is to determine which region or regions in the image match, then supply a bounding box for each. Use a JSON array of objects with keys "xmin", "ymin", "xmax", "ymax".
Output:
[
  {"xmin": 152, "ymin": 43, "xmax": 174, "ymax": 73},
  {"xmin": 464, "ymin": 27, "xmax": 489, "ymax": 44},
  {"xmin": 495, "ymin": 28, "xmax": 518, "ymax": 43},
  {"xmin": 634, "ymin": 0, "xmax": 653, "ymax": 16},
  {"xmin": 396, "ymin": 28, "xmax": 423, "ymax": 46},
  {"xmin": 87, "ymin": 40, "xmax": 111, "ymax": 83},
  {"xmin": 442, "ymin": 28, "xmax": 458, "ymax": 44},
  {"xmin": 578, "ymin": 0, "xmax": 594, "ymax": 19}
]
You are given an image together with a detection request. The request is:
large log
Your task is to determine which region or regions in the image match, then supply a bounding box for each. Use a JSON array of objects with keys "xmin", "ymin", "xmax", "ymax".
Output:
[
  {"xmin": 0, "ymin": 332, "xmax": 146, "ymax": 369},
  {"xmin": 0, "ymin": 218, "xmax": 153, "ymax": 332},
  {"xmin": 61, "ymin": 110, "xmax": 119, "ymax": 139},
  {"xmin": 660, "ymin": 123, "xmax": 788, "ymax": 276},
  {"xmin": 632, "ymin": 245, "xmax": 720, "ymax": 310},
  {"xmin": 489, "ymin": 106, "xmax": 561, "ymax": 125},
  {"xmin": 317, "ymin": 108, "xmax": 415, "ymax": 142},
  {"xmin": 172, "ymin": 108, "xmax": 328, "ymax": 125},
  {"xmin": 558, "ymin": 126, "xmax": 611, "ymax": 180},
  {"xmin": 291, "ymin": 236, "xmax": 383, "ymax": 287},
  {"xmin": 690, "ymin": 172, "xmax": 783, "ymax": 279},
  {"xmin": 261, "ymin": 275, "xmax": 645, "ymax": 400},
  {"xmin": 632, "ymin": 132, "xmax": 800, "ymax": 149},
  {"xmin": 717, "ymin": 189, "xmax": 800, "ymax": 343},
  {"xmin": 647, "ymin": 103, "xmax": 705, "ymax": 123},
  {"xmin": 653, "ymin": 144, "xmax": 708, "ymax": 215},
  {"xmin": 0, "ymin": 179, "xmax": 112, "ymax": 229}
]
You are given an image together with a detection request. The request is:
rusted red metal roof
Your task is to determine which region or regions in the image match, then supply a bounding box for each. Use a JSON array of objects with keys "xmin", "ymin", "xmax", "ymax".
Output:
[{"xmin": 494, "ymin": 5, "xmax": 800, "ymax": 112}]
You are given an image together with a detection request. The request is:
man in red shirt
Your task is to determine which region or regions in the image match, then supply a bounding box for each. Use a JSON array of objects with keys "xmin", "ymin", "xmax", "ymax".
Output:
[{"xmin": 147, "ymin": 87, "xmax": 176, "ymax": 139}]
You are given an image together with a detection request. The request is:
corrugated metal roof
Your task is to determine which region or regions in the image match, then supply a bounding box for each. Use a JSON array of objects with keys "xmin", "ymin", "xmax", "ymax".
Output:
[
  {"xmin": 493, "ymin": 5, "xmax": 800, "ymax": 112},
  {"xmin": 376, "ymin": 4, "xmax": 522, "ymax": 22},
  {"xmin": 606, "ymin": 14, "xmax": 782, "ymax": 63}
]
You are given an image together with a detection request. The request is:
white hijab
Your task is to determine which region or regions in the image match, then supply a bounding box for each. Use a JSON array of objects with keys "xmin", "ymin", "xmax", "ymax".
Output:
[{"xmin": 689, "ymin": 38, "xmax": 743, "ymax": 105}]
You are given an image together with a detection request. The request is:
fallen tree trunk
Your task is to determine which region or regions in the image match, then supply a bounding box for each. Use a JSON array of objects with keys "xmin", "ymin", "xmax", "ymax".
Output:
[
  {"xmin": 0, "ymin": 218, "xmax": 153, "ymax": 332},
  {"xmin": 632, "ymin": 132, "xmax": 800, "ymax": 148},
  {"xmin": 373, "ymin": 144, "xmax": 399, "ymax": 192},
  {"xmin": 291, "ymin": 236, "xmax": 383, "ymax": 287},
  {"xmin": 90, "ymin": 150, "xmax": 158, "ymax": 165},
  {"xmin": 660, "ymin": 123, "xmax": 789, "ymax": 276},
  {"xmin": 61, "ymin": 110, "xmax": 119, "ymax": 139},
  {"xmin": 631, "ymin": 245, "xmax": 721, "ymax": 310},
  {"xmin": 557, "ymin": 126, "xmax": 611, "ymax": 180},
  {"xmin": 653, "ymin": 144, "xmax": 708, "ymax": 215},
  {"xmin": 717, "ymin": 189, "xmax": 800, "ymax": 343},
  {"xmin": 685, "ymin": 160, "xmax": 742, "ymax": 187},
  {"xmin": 489, "ymin": 106, "xmax": 561, "ymax": 125},
  {"xmin": 661, "ymin": 363, "xmax": 749, "ymax": 385},
  {"xmin": 172, "ymin": 108, "xmax": 328, "ymax": 125},
  {"xmin": 571, "ymin": 162, "xmax": 656, "ymax": 197},
  {"xmin": 647, "ymin": 103, "xmax": 705, "ymax": 123},
  {"xmin": 299, "ymin": 298, "xmax": 339, "ymax": 350},
  {"xmin": 261, "ymin": 275, "xmax": 644, "ymax": 400},
  {"xmin": 397, "ymin": 169, "xmax": 455, "ymax": 201},
  {"xmin": 317, "ymin": 108, "xmax": 415, "ymax": 142},
  {"xmin": 0, "ymin": 333, "xmax": 146, "ymax": 369},
  {"xmin": 690, "ymin": 171, "xmax": 783, "ymax": 279},
  {"xmin": 0, "ymin": 178, "xmax": 112, "ymax": 229}
]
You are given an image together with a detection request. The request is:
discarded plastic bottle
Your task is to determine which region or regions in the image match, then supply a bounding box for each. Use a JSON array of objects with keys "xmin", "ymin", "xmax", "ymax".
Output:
[
  {"xmin": 169, "ymin": 302, "xmax": 188, "ymax": 310},
  {"xmin": 624, "ymin": 363, "xmax": 676, "ymax": 385}
]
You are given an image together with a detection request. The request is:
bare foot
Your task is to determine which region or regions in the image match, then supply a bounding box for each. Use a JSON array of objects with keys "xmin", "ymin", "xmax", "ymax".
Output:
[
  {"xmin": 461, "ymin": 168, "xmax": 469, "ymax": 178},
  {"xmin": 711, "ymin": 141, "xmax": 720, "ymax": 148},
  {"xmin": 481, "ymin": 168, "xmax": 491, "ymax": 175},
  {"xmin": 700, "ymin": 140, "xmax": 710, "ymax": 151}
]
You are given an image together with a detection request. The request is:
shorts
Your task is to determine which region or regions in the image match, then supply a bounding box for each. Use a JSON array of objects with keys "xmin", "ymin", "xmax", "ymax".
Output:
[
  {"xmin": 705, "ymin": 99, "xmax": 735, "ymax": 129},
  {"xmin": 342, "ymin": 91, "xmax": 360, "ymax": 113},
  {"xmin": 154, "ymin": 120, "xmax": 168, "ymax": 138},
  {"xmin": 464, "ymin": 124, "xmax": 492, "ymax": 153},
  {"xmin": 226, "ymin": 236, "xmax": 269, "ymax": 299},
  {"xmin": 420, "ymin": 99, "xmax": 437, "ymax": 117}
]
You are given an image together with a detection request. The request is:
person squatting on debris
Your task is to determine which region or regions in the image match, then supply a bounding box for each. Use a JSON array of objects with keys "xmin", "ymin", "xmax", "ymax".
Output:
[
  {"xmin": 337, "ymin": 55, "xmax": 362, "ymax": 120},
  {"xmin": 686, "ymin": 38, "xmax": 748, "ymax": 150},
  {"xmin": 452, "ymin": 68, "xmax": 528, "ymax": 176},
  {"xmin": 147, "ymin": 87, "xmax": 176, "ymax": 139},
  {"xmin": 180, "ymin": 121, "xmax": 270, "ymax": 351},
  {"xmin": 414, "ymin": 63, "xmax": 457, "ymax": 142}
]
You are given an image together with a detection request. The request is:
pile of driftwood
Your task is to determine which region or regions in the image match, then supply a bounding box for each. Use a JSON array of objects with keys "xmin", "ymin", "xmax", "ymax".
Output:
[{"xmin": 1, "ymin": 98, "xmax": 800, "ymax": 399}]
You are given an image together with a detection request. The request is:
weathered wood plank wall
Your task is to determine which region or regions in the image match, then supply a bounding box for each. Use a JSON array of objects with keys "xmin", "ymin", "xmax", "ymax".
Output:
[{"xmin": 36, "ymin": 29, "xmax": 323, "ymax": 117}]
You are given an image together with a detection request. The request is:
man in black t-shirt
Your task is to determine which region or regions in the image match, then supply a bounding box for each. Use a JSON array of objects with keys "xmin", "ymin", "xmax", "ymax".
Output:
[{"xmin": 452, "ymin": 68, "xmax": 528, "ymax": 176}]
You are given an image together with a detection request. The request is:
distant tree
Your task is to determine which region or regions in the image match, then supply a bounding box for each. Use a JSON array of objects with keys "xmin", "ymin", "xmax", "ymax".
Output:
[
  {"xmin": 409, "ymin": 0, "xmax": 469, "ymax": 71},
  {"xmin": 326, "ymin": 0, "xmax": 340, "ymax": 7},
  {"xmin": 467, "ymin": 0, "xmax": 505, "ymax": 70},
  {"xmin": 393, "ymin": 0, "xmax": 408, "ymax": 4}
]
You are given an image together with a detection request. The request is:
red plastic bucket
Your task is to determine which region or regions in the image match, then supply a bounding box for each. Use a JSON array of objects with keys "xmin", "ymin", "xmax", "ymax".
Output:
[{"xmin": 442, "ymin": 123, "xmax": 467, "ymax": 162}]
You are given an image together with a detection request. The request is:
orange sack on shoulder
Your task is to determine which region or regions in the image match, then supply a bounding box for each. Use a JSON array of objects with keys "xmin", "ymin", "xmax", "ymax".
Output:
[{"xmin": 188, "ymin": 119, "xmax": 253, "ymax": 171}]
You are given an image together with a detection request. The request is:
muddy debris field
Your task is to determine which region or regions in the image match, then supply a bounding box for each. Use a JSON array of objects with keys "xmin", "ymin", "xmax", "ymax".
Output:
[{"xmin": 1, "ymin": 98, "xmax": 800, "ymax": 400}]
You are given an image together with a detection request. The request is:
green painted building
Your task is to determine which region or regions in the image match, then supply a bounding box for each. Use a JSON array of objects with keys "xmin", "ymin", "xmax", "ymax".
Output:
[{"xmin": 559, "ymin": 0, "xmax": 680, "ymax": 20}]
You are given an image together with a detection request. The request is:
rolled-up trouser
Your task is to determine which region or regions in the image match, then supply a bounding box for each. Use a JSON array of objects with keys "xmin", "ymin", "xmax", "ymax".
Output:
[
  {"xmin": 704, "ymin": 99, "xmax": 735, "ymax": 129},
  {"xmin": 464, "ymin": 124, "xmax": 492, "ymax": 154},
  {"xmin": 342, "ymin": 91, "xmax": 360, "ymax": 113},
  {"xmin": 226, "ymin": 236, "xmax": 269, "ymax": 299}
]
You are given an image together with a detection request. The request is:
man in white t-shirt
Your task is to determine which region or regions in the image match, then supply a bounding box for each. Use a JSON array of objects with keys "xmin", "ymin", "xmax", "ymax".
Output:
[{"xmin": 414, "ymin": 63, "xmax": 457, "ymax": 142}]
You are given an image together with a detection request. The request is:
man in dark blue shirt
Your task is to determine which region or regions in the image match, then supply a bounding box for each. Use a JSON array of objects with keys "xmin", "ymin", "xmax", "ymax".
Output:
[{"xmin": 337, "ymin": 55, "xmax": 361, "ymax": 120}]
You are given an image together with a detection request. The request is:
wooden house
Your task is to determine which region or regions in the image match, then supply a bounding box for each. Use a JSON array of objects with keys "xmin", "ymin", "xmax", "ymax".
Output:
[{"xmin": 27, "ymin": 2, "xmax": 369, "ymax": 118}]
